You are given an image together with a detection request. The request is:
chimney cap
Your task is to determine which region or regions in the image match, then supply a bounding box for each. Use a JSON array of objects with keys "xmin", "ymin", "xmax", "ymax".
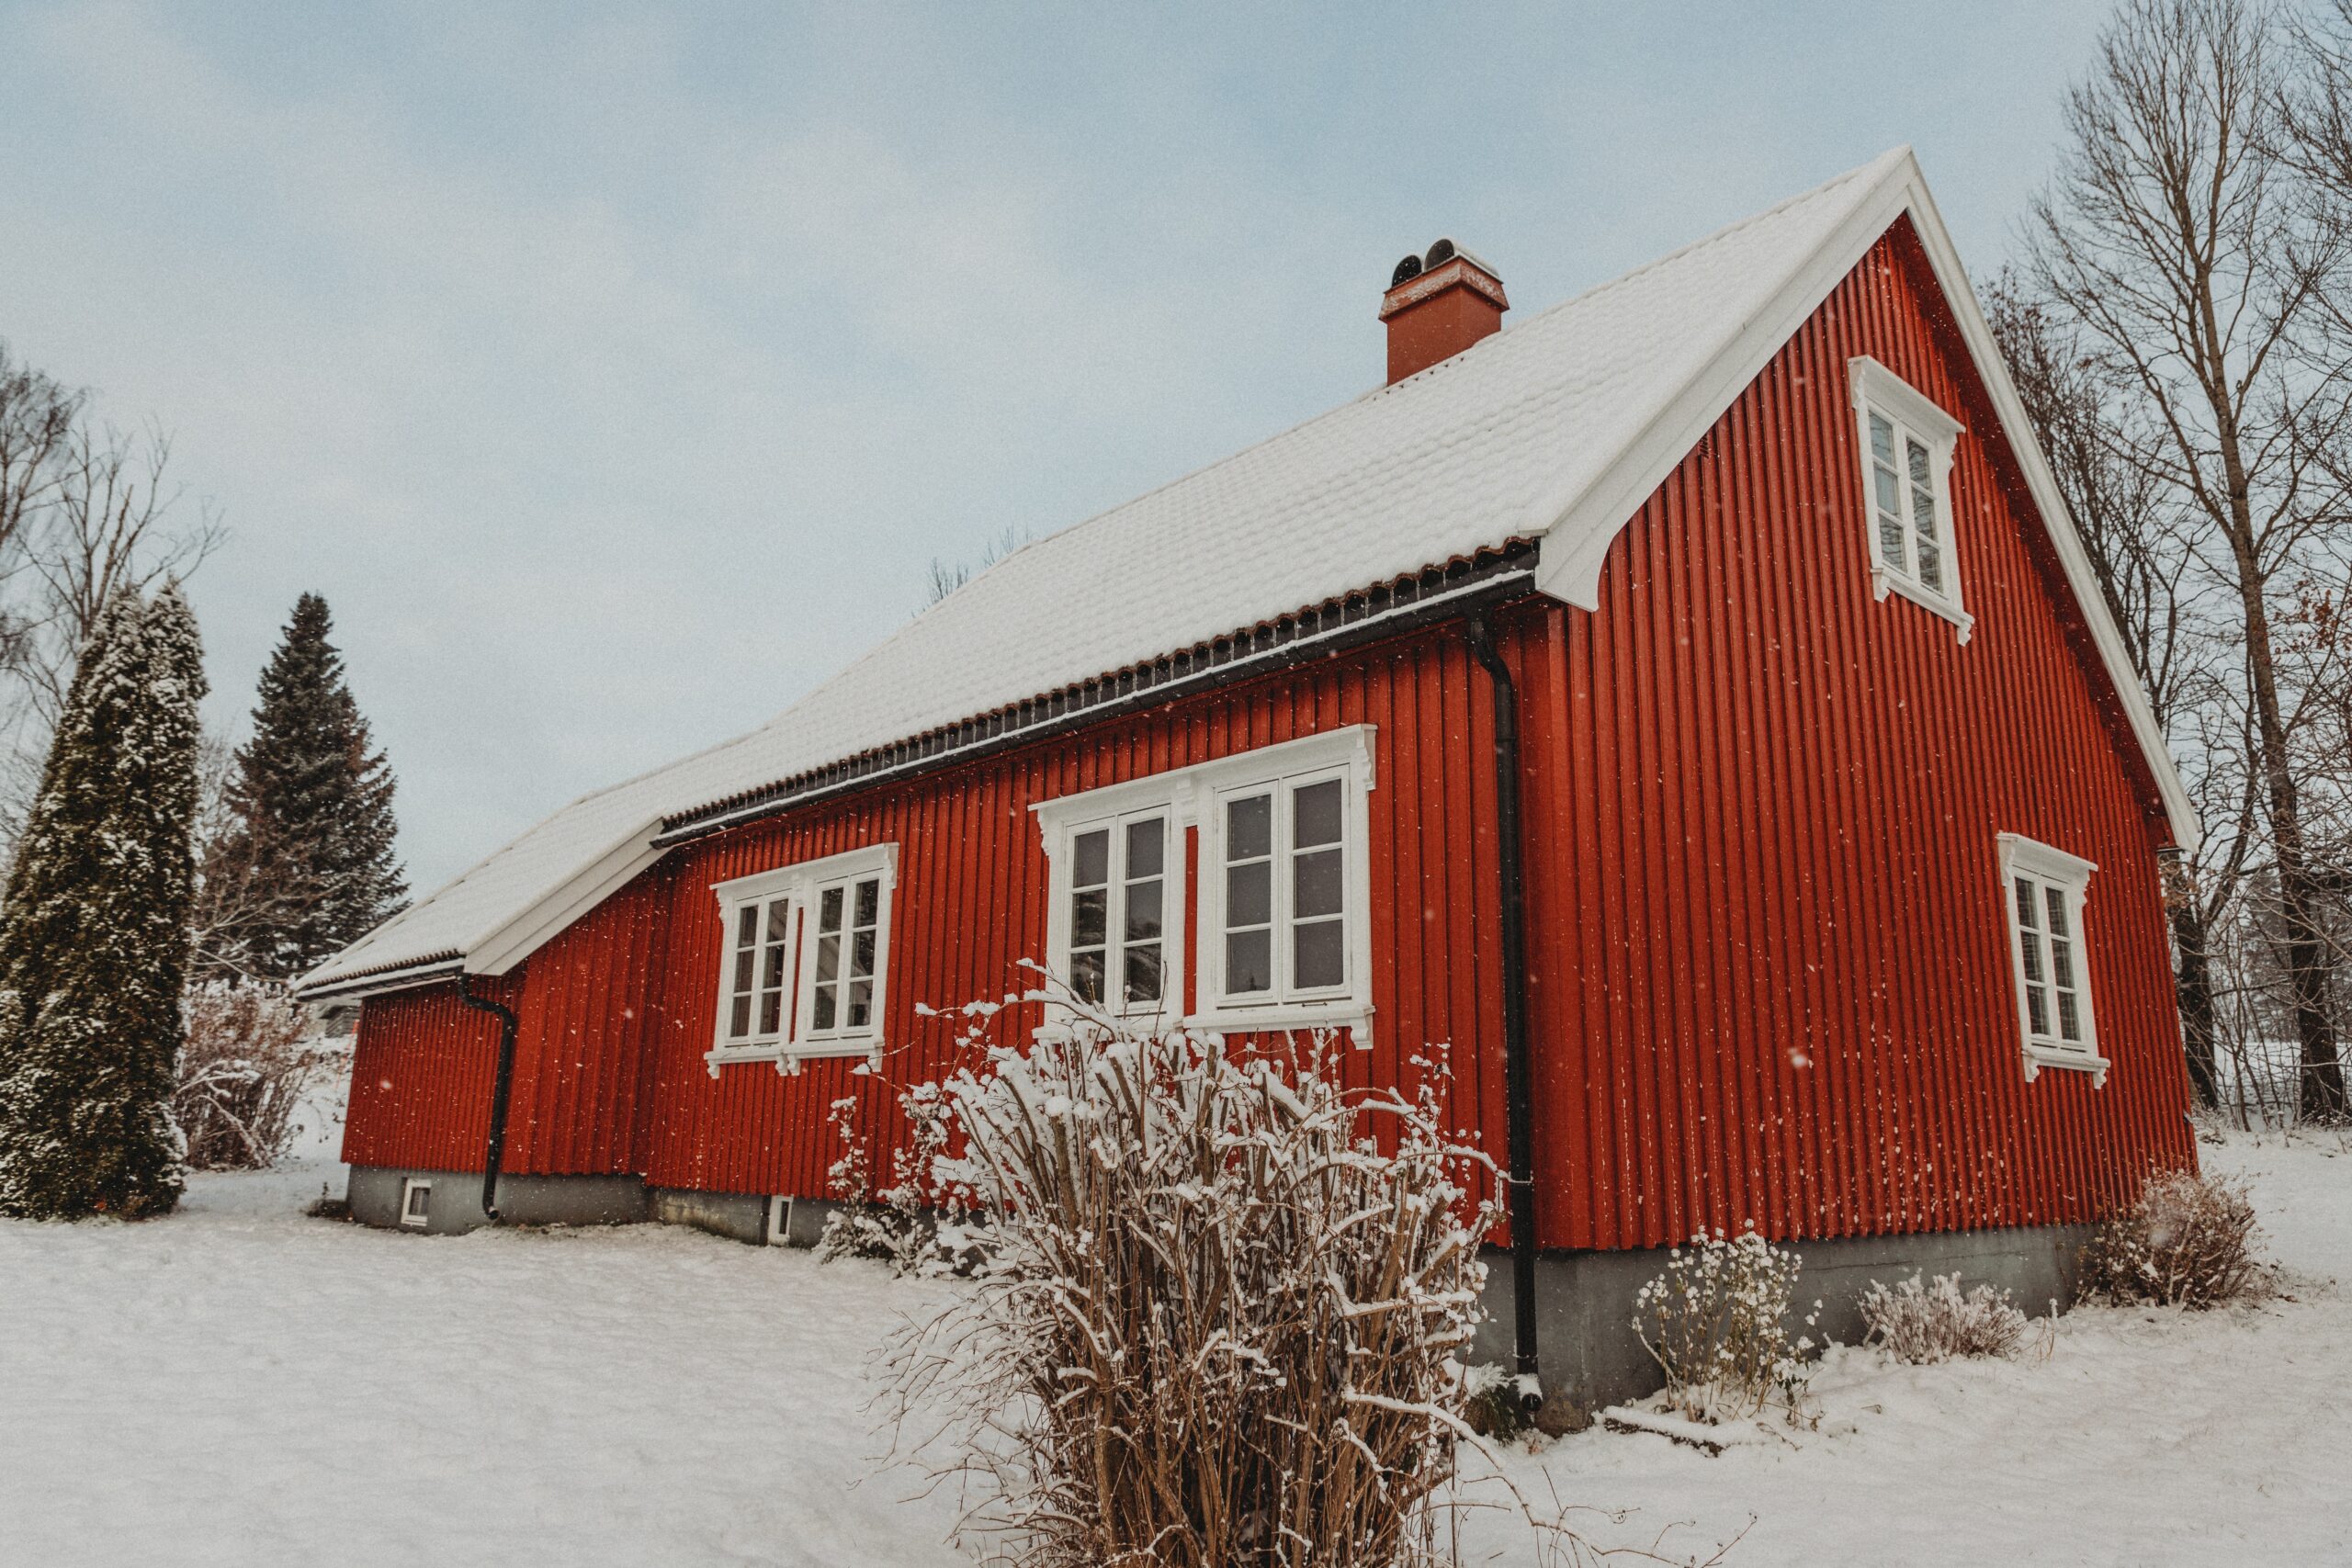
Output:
[{"xmin": 1390, "ymin": 254, "xmax": 1424, "ymax": 288}]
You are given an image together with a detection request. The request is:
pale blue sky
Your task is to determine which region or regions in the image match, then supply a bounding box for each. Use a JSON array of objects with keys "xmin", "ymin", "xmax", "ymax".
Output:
[{"xmin": 0, "ymin": 0, "xmax": 2110, "ymax": 889}]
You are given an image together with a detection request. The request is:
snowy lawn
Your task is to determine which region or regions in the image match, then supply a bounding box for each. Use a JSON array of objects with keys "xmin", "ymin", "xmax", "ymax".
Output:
[{"xmin": 3, "ymin": 1129, "xmax": 2347, "ymax": 1566}]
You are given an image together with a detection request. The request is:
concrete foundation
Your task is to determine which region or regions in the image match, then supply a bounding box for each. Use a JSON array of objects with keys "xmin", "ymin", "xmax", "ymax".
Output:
[
  {"xmin": 348, "ymin": 1164, "xmax": 2083, "ymax": 1415},
  {"xmin": 345, "ymin": 1167, "xmax": 649, "ymax": 1235},
  {"xmin": 644, "ymin": 1188, "xmax": 844, "ymax": 1247},
  {"xmin": 1474, "ymin": 1223, "xmax": 2097, "ymax": 1421}
]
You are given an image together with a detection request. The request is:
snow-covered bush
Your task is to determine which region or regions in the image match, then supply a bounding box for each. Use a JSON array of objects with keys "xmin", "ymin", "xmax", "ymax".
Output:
[
  {"xmin": 883, "ymin": 985, "xmax": 1498, "ymax": 1568},
  {"xmin": 814, "ymin": 1089, "xmax": 943, "ymax": 1274},
  {"xmin": 1633, "ymin": 1227, "xmax": 1819, "ymax": 1425},
  {"xmin": 2083, "ymin": 1169, "xmax": 2264, "ymax": 1309},
  {"xmin": 1859, "ymin": 1272, "xmax": 2029, "ymax": 1363},
  {"xmin": 174, "ymin": 981, "xmax": 337, "ymax": 1170}
]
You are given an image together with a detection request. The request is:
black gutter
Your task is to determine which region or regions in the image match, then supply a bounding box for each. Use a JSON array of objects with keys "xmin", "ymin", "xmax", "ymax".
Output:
[
  {"xmin": 1463, "ymin": 609, "xmax": 1543, "ymax": 1412},
  {"xmin": 658, "ymin": 566, "xmax": 1544, "ymax": 850},
  {"xmin": 455, "ymin": 973, "xmax": 522, "ymax": 1223},
  {"xmin": 295, "ymin": 955, "xmax": 465, "ymax": 1005}
]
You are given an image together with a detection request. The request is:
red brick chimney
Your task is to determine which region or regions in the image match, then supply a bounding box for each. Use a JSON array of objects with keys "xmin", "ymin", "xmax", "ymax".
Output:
[{"xmin": 1379, "ymin": 240, "xmax": 1508, "ymax": 384}]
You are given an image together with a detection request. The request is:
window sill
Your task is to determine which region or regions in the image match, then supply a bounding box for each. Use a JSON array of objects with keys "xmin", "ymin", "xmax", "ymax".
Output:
[
  {"xmin": 2022, "ymin": 1043, "xmax": 2109, "ymax": 1088},
  {"xmin": 704, "ymin": 1041, "xmax": 878, "ymax": 1078},
  {"xmin": 1190, "ymin": 1001, "xmax": 1374, "ymax": 1050},
  {"xmin": 1871, "ymin": 567, "xmax": 1974, "ymax": 643}
]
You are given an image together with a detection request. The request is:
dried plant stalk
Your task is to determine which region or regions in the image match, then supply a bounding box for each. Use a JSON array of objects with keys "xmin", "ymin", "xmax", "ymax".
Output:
[{"xmin": 882, "ymin": 984, "xmax": 1500, "ymax": 1568}]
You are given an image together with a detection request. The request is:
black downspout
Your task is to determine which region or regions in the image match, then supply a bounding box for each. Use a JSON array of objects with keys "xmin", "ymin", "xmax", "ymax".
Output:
[
  {"xmin": 1464, "ymin": 610, "xmax": 1542, "ymax": 1413},
  {"xmin": 456, "ymin": 973, "xmax": 521, "ymax": 1224}
]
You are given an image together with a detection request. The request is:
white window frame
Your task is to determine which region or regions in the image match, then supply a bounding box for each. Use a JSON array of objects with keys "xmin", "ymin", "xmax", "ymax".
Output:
[
  {"xmin": 766, "ymin": 1195, "xmax": 794, "ymax": 1247},
  {"xmin": 400, "ymin": 1177, "xmax": 432, "ymax": 1229},
  {"xmin": 1035, "ymin": 726, "xmax": 1377, "ymax": 1047},
  {"xmin": 706, "ymin": 842, "xmax": 899, "ymax": 1076},
  {"xmin": 1039, "ymin": 794, "xmax": 1182, "ymax": 1021},
  {"xmin": 1849, "ymin": 355, "xmax": 1973, "ymax": 642},
  {"xmin": 1996, "ymin": 833, "xmax": 2109, "ymax": 1086}
]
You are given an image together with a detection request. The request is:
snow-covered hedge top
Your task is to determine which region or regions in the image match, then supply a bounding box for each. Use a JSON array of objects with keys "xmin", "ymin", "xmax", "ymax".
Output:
[{"xmin": 303, "ymin": 149, "xmax": 1913, "ymax": 994}]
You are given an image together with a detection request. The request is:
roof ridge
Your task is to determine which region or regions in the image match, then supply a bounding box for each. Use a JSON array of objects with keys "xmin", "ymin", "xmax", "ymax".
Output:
[{"xmin": 774, "ymin": 148, "xmax": 1913, "ymax": 742}]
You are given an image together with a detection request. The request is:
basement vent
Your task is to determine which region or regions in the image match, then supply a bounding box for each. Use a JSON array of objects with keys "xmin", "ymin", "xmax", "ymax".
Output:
[
  {"xmin": 766, "ymin": 1195, "xmax": 793, "ymax": 1247},
  {"xmin": 401, "ymin": 1178, "xmax": 432, "ymax": 1229}
]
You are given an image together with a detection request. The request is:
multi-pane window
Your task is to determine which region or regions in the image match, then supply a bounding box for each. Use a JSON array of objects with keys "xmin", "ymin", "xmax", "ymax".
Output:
[
  {"xmin": 1067, "ymin": 813, "xmax": 1168, "ymax": 1009},
  {"xmin": 2012, "ymin": 875, "xmax": 2086, "ymax": 1046},
  {"xmin": 1869, "ymin": 410, "xmax": 1946, "ymax": 596},
  {"xmin": 722, "ymin": 893, "xmax": 796, "ymax": 1044},
  {"xmin": 1035, "ymin": 726, "xmax": 1374, "ymax": 1043},
  {"xmin": 707, "ymin": 845, "xmax": 896, "ymax": 1069},
  {"xmin": 807, "ymin": 874, "xmax": 883, "ymax": 1037},
  {"xmin": 1220, "ymin": 775, "xmax": 1348, "ymax": 1001},
  {"xmin": 1849, "ymin": 356, "xmax": 1969, "ymax": 637},
  {"xmin": 1996, "ymin": 833, "xmax": 2102, "ymax": 1077}
]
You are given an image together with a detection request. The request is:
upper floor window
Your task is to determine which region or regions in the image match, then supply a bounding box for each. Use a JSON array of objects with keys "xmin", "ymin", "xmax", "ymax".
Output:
[
  {"xmin": 1849, "ymin": 356, "xmax": 1972, "ymax": 641},
  {"xmin": 706, "ymin": 842, "xmax": 897, "ymax": 1073},
  {"xmin": 1035, "ymin": 726, "xmax": 1376, "ymax": 1045},
  {"xmin": 1996, "ymin": 833, "xmax": 2107, "ymax": 1086}
]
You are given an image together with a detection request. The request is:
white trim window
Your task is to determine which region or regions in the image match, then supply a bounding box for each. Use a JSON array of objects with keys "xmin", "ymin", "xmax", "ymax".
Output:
[
  {"xmin": 706, "ymin": 843, "xmax": 898, "ymax": 1074},
  {"xmin": 1849, "ymin": 355, "xmax": 1972, "ymax": 641},
  {"xmin": 1996, "ymin": 833, "xmax": 2109, "ymax": 1086},
  {"xmin": 1035, "ymin": 726, "xmax": 1376, "ymax": 1045},
  {"xmin": 400, "ymin": 1177, "xmax": 432, "ymax": 1229},
  {"xmin": 1060, "ymin": 807, "xmax": 1174, "ymax": 1010}
]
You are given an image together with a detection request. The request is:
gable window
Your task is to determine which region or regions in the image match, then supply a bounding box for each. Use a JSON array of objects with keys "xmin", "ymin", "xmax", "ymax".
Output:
[
  {"xmin": 400, "ymin": 1177, "xmax": 432, "ymax": 1229},
  {"xmin": 706, "ymin": 843, "xmax": 898, "ymax": 1074},
  {"xmin": 1849, "ymin": 355, "xmax": 1972, "ymax": 641},
  {"xmin": 1996, "ymin": 833, "xmax": 2108, "ymax": 1085},
  {"xmin": 1036, "ymin": 726, "xmax": 1375, "ymax": 1045}
]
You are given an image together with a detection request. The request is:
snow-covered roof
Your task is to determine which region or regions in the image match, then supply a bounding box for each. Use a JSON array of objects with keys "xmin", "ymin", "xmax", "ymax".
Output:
[{"xmin": 300, "ymin": 147, "xmax": 2197, "ymax": 998}]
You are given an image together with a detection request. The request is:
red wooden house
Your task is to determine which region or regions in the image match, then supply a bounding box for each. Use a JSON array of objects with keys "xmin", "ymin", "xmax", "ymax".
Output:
[{"xmin": 301, "ymin": 149, "xmax": 2198, "ymax": 1410}]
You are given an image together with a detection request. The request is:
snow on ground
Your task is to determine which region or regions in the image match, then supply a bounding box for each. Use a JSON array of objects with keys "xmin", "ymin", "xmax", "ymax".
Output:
[{"xmin": 3, "ymin": 1123, "xmax": 2348, "ymax": 1566}]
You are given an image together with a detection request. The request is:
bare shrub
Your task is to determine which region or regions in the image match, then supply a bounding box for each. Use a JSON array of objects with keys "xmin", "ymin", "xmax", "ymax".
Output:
[
  {"xmin": 1859, "ymin": 1273, "xmax": 2029, "ymax": 1363},
  {"xmin": 814, "ymin": 1089, "xmax": 943, "ymax": 1273},
  {"xmin": 174, "ymin": 981, "xmax": 334, "ymax": 1169},
  {"xmin": 882, "ymin": 987, "xmax": 1501, "ymax": 1568},
  {"xmin": 2083, "ymin": 1169, "xmax": 2265, "ymax": 1308},
  {"xmin": 1633, "ymin": 1228, "xmax": 1820, "ymax": 1426}
]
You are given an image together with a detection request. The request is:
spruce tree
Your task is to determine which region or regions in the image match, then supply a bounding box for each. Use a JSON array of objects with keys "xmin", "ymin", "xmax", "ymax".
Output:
[
  {"xmin": 0, "ymin": 583, "xmax": 206, "ymax": 1217},
  {"xmin": 213, "ymin": 593, "xmax": 404, "ymax": 980}
]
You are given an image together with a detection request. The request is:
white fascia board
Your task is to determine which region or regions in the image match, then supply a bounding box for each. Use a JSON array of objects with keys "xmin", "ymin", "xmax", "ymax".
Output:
[
  {"xmin": 464, "ymin": 818, "xmax": 670, "ymax": 977},
  {"xmin": 1528, "ymin": 147, "xmax": 2199, "ymax": 853}
]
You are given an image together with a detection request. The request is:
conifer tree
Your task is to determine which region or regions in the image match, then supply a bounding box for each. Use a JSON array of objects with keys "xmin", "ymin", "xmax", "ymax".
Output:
[
  {"xmin": 210, "ymin": 593, "xmax": 404, "ymax": 980},
  {"xmin": 0, "ymin": 583, "xmax": 206, "ymax": 1217}
]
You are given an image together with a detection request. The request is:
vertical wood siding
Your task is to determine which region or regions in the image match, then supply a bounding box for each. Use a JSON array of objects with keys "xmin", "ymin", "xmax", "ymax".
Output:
[
  {"xmin": 499, "ymin": 866, "xmax": 677, "ymax": 1176},
  {"xmin": 636, "ymin": 626, "xmax": 1528, "ymax": 1210},
  {"xmin": 341, "ymin": 215, "xmax": 2193, "ymax": 1250},
  {"xmin": 340, "ymin": 974, "xmax": 521, "ymax": 1170},
  {"xmin": 1532, "ymin": 219, "xmax": 2193, "ymax": 1252}
]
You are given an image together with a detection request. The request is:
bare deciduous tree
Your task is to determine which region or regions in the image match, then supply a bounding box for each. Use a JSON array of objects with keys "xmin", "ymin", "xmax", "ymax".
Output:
[
  {"xmin": 2027, "ymin": 0, "xmax": 2352, "ymax": 1120},
  {"xmin": 922, "ymin": 525, "xmax": 1027, "ymax": 610},
  {"xmin": 0, "ymin": 344, "xmax": 222, "ymax": 855},
  {"xmin": 1987, "ymin": 271, "xmax": 2244, "ymax": 1103}
]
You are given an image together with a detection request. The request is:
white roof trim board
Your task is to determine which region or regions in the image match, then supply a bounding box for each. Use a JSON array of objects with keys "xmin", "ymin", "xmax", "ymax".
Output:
[{"xmin": 299, "ymin": 147, "xmax": 2198, "ymax": 998}]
